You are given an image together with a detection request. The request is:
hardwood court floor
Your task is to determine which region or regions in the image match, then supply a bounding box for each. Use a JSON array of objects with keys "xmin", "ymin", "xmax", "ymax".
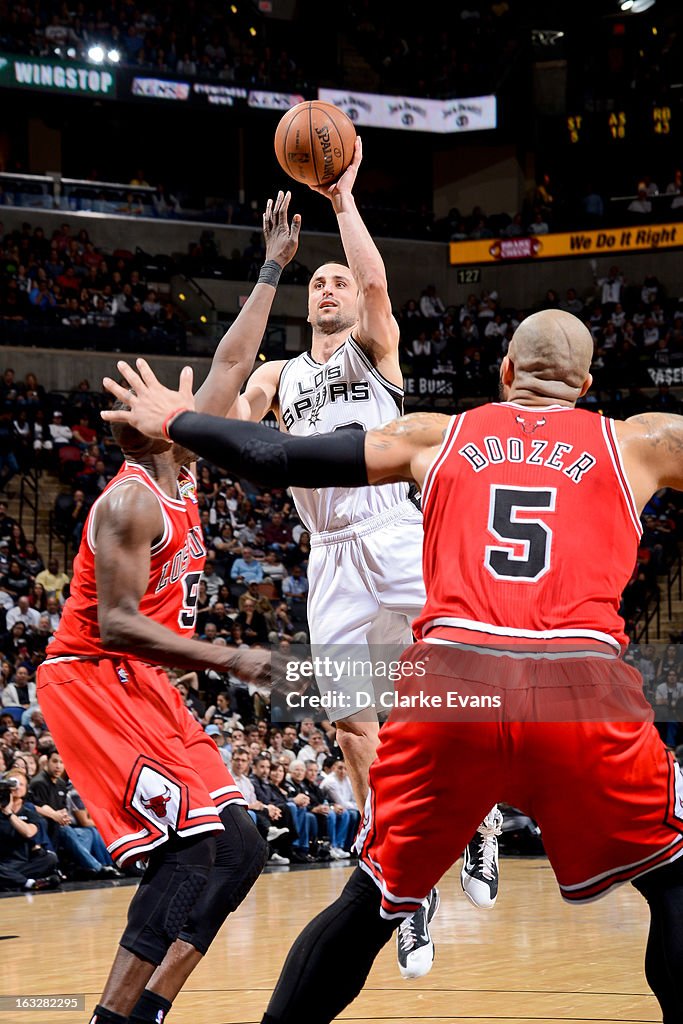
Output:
[{"xmin": 2, "ymin": 859, "xmax": 659, "ymax": 1024}]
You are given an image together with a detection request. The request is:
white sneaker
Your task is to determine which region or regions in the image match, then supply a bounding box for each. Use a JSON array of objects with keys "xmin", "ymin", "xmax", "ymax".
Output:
[
  {"xmin": 267, "ymin": 825, "xmax": 289, "ymax": 842},
  {"xmin": 329, "ymin": 847, "xmax": 343, "ymax": 860},
  {"xmin": 334, "ymin": 847, "xmax": 350, "ymax": 859},
  {"xmin": 269, "ymin": 852, "xmax": 290, "ymax": 865},
  {"xmin": 396, "ymin": 888, "xmax": 440, "ymax": 980},
  {"xmin": 461, "ymin": 805, "xmax": 503, "ymax": 909}
]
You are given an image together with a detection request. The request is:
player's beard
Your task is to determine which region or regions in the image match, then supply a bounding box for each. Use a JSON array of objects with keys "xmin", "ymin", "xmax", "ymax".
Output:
[{"xmin": 312, "ymin": 309, "xmax": 357, "ymax": 335}]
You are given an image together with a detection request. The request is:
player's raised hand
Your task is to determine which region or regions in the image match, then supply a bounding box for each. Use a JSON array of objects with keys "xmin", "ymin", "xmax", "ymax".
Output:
[
  {"xmin": 263, "ymin": 190, "xmax": 301, "ymax": 268},
  {"xmin": 309, "ymin": 135, "xmax": 362, "ymax": 200},
  {"xmin": 101, "ymin": 358, "xmax": 195, "ymax": 440}
]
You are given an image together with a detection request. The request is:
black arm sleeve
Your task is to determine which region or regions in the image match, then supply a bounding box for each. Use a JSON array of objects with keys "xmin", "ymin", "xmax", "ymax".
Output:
[{"xmin": 169, "ymin": 413, "xmax": 369, "ymax": 489}]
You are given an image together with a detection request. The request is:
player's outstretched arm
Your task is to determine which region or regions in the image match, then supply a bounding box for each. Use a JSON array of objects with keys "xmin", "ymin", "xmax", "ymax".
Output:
[
  {"xmin": 192, "ymin": 190, "xmax": 300, "ymax": 419},
  {"xmin": 94, "ymin": 480, "xmax": 269, "ymax": 686},
  {"xmin": 617, "ymin": 412, "xmax": 683, "ymax": 511},
  {"xmin": 309, "ymin": 137, "xmax": 400, "ymax": 377},
  {"xmin": 102, "ymin": 359, "xmax": 450, "ymax": 489}
]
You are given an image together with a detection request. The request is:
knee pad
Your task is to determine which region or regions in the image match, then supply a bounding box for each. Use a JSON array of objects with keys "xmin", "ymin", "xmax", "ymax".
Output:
[
  {"xmin": 120, "ymin": 831, "xmax": 217, "ymax": 965},
  {"xmin": 180, "ymin": 804, "xmax": 268, "ymax": 955}
]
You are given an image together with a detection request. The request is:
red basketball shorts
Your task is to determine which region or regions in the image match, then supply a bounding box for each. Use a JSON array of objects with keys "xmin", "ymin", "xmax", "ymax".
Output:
[
  {"xmin": 355, "ymin": 641, "xmax": 683, "ymax": 919},
  {"xmin": 37, "ymin": 656, "xmax": 245, "ymax": 866}
]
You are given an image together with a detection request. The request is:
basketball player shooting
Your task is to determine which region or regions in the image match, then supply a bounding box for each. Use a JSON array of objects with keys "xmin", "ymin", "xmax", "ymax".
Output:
[
  {"xmin": 37, "ymin": 192, "xmax": 300, "ymax": 1024},
  {"xmin": 105, "ymin": 308, "xmax": 683, "ymax": 1023},
  {"xmin": 177, "ymin": 135, "xmax": 501, "ymax": 977}
]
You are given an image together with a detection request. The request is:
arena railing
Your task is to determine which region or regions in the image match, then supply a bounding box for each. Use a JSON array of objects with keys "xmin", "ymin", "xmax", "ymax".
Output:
[
  {"xmin": 666, "ymin": 549, "xmax": 683, "ymax": 623},
  {"xmin": 18, "ymin": 465, "xmax": 39, "ymax": 543},
  {"xmin": 633, "ymin": 589, "xmax": 661, "ymax": 645}
]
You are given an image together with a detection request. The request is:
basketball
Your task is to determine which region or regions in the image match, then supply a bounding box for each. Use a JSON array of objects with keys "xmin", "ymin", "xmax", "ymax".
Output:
[{"xmin": 274, "ymin": 100, "xmax": 357, "ymax": 187}]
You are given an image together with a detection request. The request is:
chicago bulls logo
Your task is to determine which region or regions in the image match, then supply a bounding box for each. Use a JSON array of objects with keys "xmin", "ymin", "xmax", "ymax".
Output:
[
  {"xmin": 515, "ymin": 414, "xmax": 547, "ymax": 435},
  {"xmin": 140, "ymin": 786, "xmax": 172, "ymax": 819}
]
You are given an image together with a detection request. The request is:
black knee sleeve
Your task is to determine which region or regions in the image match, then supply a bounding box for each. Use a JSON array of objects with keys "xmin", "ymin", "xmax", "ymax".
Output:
[
  {"xmin": 120, "ymin": 832, "xmax": 216, "ymax": 965},
  {"xmin": 180, "ymin": 804, "xmax": 267, "ymax": 955}
]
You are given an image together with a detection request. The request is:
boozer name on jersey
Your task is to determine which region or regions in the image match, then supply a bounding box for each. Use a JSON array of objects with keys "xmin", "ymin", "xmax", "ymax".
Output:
[
  {"xmin": 48, "ymin": 462, "xmax": 206, "ymax": 660},
  {"xmin": 278, "ymin": 336, "xmax": 409, "ymax": 533}
]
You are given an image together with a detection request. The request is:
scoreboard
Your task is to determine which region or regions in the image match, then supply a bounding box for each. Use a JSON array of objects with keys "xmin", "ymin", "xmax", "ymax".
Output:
[{"xmin": 564, "ymin": 104, "xmax": 674, "ymax": 144}]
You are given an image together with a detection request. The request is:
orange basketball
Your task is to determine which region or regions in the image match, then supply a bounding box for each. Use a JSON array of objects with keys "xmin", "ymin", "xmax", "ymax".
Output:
[{"xmin": 274, "ymin": 100, "xmax": 357, "ymax": 187}]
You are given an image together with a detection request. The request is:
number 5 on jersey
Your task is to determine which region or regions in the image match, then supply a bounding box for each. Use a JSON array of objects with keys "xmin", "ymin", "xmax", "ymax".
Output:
[{"xmin": 485, "ymin": 485, "xmax": 556, "ymax": 582}]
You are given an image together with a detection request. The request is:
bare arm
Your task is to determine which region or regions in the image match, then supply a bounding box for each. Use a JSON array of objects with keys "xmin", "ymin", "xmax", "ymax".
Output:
[
  {"xmin": 615, "ymin": 413, "xmax": 683, "ymax": 512},
  {"xmin": 193, "ymin": 191, "xmax": 300, "ymax": 418},
  {"xmin": 229, "ymin": 358, "xmax": 285, "ymax": 422},
  {"xmin": 73, "ymin": 804, "xmax": 96, "ymax": 828},
  {"xmin": 364, "ymin": 413, "xmax": 453, "ymax": 488},
  {"xmin": 310, "ymin": 138, "xmax": 401, "ymax": 380},
  {"xmin": 93, "ymin": 481, "xmax": 267, "ymax": 682},
  {"xmin": 3, "ymin": 809, "xmax": 38, "ymax": 839},
  {"xmin": 34, "ymin": 804, "xmax": 69, "ymax": 824}
]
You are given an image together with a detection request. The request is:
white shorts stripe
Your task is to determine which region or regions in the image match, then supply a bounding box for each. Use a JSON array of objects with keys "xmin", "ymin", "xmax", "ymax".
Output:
[{"xmin": 422, "ymin": 616, "xmax": 622, "ymax": 652}]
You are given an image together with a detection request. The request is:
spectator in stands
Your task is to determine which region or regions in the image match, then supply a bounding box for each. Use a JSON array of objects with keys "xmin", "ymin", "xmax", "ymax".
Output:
[
  {"xmin": 419, "ymin": 284, "xmax": 446, "ymax": 328},
  {"xmin": 44, "ymin": 596, "xmax": 62, "ymax": 632},
  {"xmin": 529, "ymin": 211, "xmax": 549, "ymax": 235},
  {"xmin": 235, "ymin": 597, "xmax": 268, "ymax": 646},
  {"xmin": 230, "ymin": 547, "xmax": 264, "ymax": 587},
  {"xmin": 560, "ymin": 288, "xmax": 584, "ymax": 316},
  {"xmin": 70, "ymin": 416, "xmax": 97, "ymax": 450},
  {"xmin": 201, "ymin": 561, "xmax": 224, "ymax": 601},
  {"xmin": 35, "ymin": 558, "xmax": 69, "ymax": 600},
  {"xmin": 0, "ymin": 409, "xmax": 19, "ymax": 494},
  {"xmin": 593, "ymin": 264, "xmax": 624, "ymax": 314},
  {"xmin": 1, "ymin": 558, "xmax": 31, "ymax": 601},
  {"xmin": 263, "ymin": 511, "xmax": 294, "ymax": 554},
  {"xmin": 656, "ymin": 669, "xmax": 683, "ymax": 747},
  {"xmin": 6, "ymin": 596, "xmax": 40, "ymax": 633},
  {"xmin": 231, "ymin": 748, "xmax": 290, "ymax": 865},
  {"xmin": 301, "ymin": 759, "xmax": 351, "ymax": 857},
  {"xmin": 204, "ymin": 723, "xmax": 231, "ymax": 767},
  {"xmin": 260, "ymin": 549, "xmax": 287, "ymax": 586},
  {"xmin": 319, "ymin": 758, "xmax": 360, "ymax": 838},
  {"xmin": 48, "ymin": 411, "xmax": 72, "ymax": 452},
  {"xmin": 28, "ymin": 750, "xmax": 117, "ymax": 878},
  {"xmin": 281, "ymin": 565, "xmax": 308, "ymax": 611},
  {"xmin": 628, "ymin": 188, "xmax": 652, "ymax": 216},
  {"xmin": 281, "ymin": 759, "xmax": 319, "ymax": 858},
  {"xmin": 2, "ymin": 666, "xmax": 36, "ymax": 708},
  {"xmin": 297, "ymin": 730, "xmax": 330, "ymax": 770},
  {"xmin": 66, "ymin": 784, "xmax": 120, "ymax": 877},
  {"xmin": 0, "ymin": 770, "xmax": 60, "ymax": 892},
  {"xmin": 250, "ymin": 755, "xmax": 308, "ymax": 862},
  {"xmin": 175, "ymin": 679, "xmax": 205, "ymax": 720},
  {"xmin": 581, "ymin": 183, "xmax": 604, "ymax": 226}
]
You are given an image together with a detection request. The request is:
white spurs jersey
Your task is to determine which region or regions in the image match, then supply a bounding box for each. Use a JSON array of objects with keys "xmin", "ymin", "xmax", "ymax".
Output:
[{"xmin": 277, "ymin": 336, "xmax": 410, "ymax": 533}]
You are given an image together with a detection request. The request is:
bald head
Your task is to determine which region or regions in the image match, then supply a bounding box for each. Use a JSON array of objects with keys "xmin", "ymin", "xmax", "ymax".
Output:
[{"xmin": 504, "ymin": 310, "xmax": 593, "ymax": 403}]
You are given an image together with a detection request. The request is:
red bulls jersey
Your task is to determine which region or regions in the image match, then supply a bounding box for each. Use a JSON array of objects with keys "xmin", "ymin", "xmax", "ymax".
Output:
[
  {"xmin": 48, "ymin": 462, "xmax": 206, "ymax": 659},
  {"xmin": 413, "ymin": 404, "xmax": 640, "ymax": 650}
]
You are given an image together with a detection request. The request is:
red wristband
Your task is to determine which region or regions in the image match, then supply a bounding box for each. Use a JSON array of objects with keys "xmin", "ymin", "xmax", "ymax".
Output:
[{"xmin": 162, "ymin": 407, "xmax": 191, "ymax": 441}]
